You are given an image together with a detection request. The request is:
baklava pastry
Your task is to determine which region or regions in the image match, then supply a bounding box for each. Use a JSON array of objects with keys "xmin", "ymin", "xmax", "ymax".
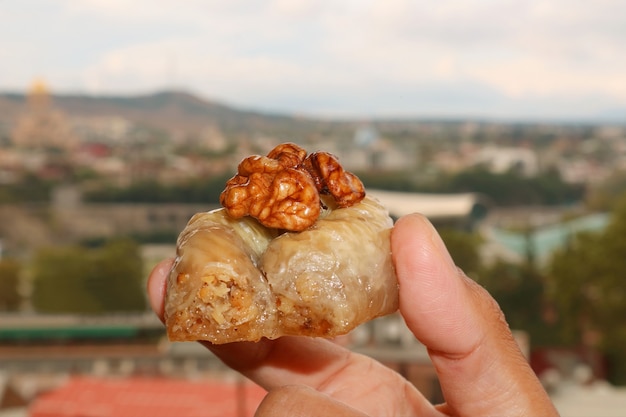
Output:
[{"xmin": 164, "ymin": 143, "xmax": 399, "ymax": 343}]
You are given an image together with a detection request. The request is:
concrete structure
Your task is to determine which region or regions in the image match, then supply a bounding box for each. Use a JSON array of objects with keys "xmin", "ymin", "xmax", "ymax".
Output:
[
  {"xmin": 551, "ymin": 382, "xmax": 626, "ymax": 417},
  {"xmin": 368, "ymin": 189, "xmax": 490, "ymax": 229},
  {"xmin": 480, "ymin": 205, "xmax": 610, "ymax": 265}
]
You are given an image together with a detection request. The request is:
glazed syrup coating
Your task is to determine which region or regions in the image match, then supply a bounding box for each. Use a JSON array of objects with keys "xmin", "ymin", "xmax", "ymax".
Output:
[
  {"xmin": 219, "ymin": 143, "xmax": 365, "ymax": 231},
  {"xmin": 165, "ymin": 196, "xmax": 398, "ymax": 343}
]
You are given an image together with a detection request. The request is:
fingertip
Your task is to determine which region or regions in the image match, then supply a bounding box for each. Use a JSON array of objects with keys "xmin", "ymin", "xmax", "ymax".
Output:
[
  {"xmin": 391, "ymin": 213, "xmax": 480, "ymax": 354},
  {"xmin": 391, "ymin": 215, "xmax": 557, "ymax": 417},
  {"xmin": 147, "ymin": 258, "xmax": 174, "ymax": 322},
  {"xmin": 392, "ymin": 213, "xmax": 456, "ymax": 274}
]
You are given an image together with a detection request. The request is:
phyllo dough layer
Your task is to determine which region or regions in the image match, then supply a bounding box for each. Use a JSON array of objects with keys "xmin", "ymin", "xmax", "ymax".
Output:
[{"xmin": 165, "ymin": 196, "xmax": 398, "ymax": 344}]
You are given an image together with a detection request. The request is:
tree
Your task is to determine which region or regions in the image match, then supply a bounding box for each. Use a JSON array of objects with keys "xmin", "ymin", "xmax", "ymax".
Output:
[
  {"xmin": 445, "ymin": 167, "xmax": 584, "ymax": 206},
  {"xmin": 439, "ymin": 227, "xmax": 561, "ymax": 348},
  {"xmin": 438, "ymin": 228, "xmax": 483, "ymax": 278},
  {"xmin": 547, "ymin": 192, "xmax": 626, "ymax": 384},
  {"xmin": 478, "ymin": 259, "xmax": 559, "ymax": 347},
  {"xmin": 586, "ymin": 170, "xmax": 626, "ymax": 211},
  {"xmin": 0, "ymin": 173, "xmax": 53, "ymax": 203},
  {"xmin": 0, "ymin": 258, "xmax": 21, "ymax": 311},
  {"xmin": 31, "ymin": 239, "xmax": 146, "ymax": 314},
  {"xmin": 31, "ymin": 246, "xmax": 101, "ymax": 313},
  {"xmin": 88, "ymin": 238, "xmax": 146, "ymax": 312}
]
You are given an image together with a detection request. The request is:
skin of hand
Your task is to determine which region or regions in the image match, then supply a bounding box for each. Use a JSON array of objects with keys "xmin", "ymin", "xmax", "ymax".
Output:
[{"xmin": 147, "ymin": 213, "xmax": 560, "ymax": 417}]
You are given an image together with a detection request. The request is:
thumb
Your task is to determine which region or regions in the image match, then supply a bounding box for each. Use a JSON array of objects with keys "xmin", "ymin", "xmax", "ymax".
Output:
[{"xmin": 391, "ymin": 214, "xmax": 558, "ymax": 417}]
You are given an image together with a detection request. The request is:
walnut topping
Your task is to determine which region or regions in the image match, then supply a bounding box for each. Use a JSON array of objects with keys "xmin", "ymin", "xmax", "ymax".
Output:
[
  {"xmin": 219, "ymin": 143, "xmax": 365, "ymax": 231},
  {"xmin": 302, "ymin": 151, "xmax": 366, "ymax": 208}
]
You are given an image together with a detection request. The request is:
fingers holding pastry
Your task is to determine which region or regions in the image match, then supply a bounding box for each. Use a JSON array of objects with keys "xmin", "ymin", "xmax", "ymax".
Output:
[
  {"xmin": 146, "ymin": 212, "xmax": 558, "ymax": 417},
  {"xmin": 391, "ymin": 214, "xmax": 559, "ymax": 417},
  {"xmin": 164, "ymin": 143, "xmax": 398, "ymax": 344}
]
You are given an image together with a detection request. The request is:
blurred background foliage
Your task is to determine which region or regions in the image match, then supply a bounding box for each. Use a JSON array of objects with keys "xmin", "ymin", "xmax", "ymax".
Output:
[
  {"xmin": 0, "ymin": 258, "xmax": 21, "ymax": 311},
  {"xmin": 434, "ymin": 190, "xmax": 626, "ymax": 384},
  {"xmin": 29, "ymin": 238, "xmax": 146, "ymax": 314},
  {"xmin": 547, "ymin": 193, "xmax": 626, "ymax": 384},
  {"xmin": 1, "ymin": 127, "xmax": 626, "ymax": 383},
  {"xmin": 0, "ymin": 165, "xmax": 585, "ymax": 207}
]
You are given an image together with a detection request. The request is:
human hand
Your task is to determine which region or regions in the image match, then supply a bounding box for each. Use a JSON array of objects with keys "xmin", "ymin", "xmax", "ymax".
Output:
[{"xmin": 147, "ymin": 213, "xmax": 559, "ymax": 417}]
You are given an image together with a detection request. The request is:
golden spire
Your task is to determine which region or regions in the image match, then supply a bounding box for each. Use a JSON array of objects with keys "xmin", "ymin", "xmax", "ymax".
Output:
[
  {"xmin": 29, "ymin": 78, "xmax": 49, "ymax": 96},
  {"xmin": 27, "ymin": 78, "xmax": 51, "ymax": 111}
]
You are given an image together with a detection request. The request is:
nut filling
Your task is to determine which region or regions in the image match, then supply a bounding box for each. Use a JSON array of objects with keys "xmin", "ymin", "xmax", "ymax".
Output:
[{"xmin": 164, "ymin": 143, "xmax": 399, "ymax": 344}]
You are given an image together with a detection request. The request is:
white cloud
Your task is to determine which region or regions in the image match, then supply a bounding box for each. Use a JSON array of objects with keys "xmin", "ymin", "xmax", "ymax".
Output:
[{"xmin": 1, "ymin": 0, "xmax": 625, "ymax": 118}]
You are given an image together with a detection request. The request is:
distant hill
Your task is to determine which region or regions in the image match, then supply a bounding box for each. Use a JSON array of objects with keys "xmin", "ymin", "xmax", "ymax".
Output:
[
  {"xmin": 0, "ymin": 90, "xmax": 354, "ymax": 140},
  {"xmin": 2, "ymin": 89, "xmax": 620, "ymax": 145}
]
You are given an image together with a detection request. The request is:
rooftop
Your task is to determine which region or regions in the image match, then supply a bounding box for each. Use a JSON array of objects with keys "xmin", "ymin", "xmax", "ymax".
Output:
[{"xmin": 28, "ymin": 376, "xmax": 266, "ymax": 417}]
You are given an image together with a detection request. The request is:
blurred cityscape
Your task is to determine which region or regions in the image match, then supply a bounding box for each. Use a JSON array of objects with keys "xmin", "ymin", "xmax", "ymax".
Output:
[{"xmin": 1, "ymin": 81, "xmax": 626, "ymax": 416}]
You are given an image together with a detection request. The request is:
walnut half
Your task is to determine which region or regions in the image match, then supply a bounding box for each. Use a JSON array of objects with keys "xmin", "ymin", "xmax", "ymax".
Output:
[{"xmin": 219, "ymin": 143, "xmax": 365, "ymax": 231}]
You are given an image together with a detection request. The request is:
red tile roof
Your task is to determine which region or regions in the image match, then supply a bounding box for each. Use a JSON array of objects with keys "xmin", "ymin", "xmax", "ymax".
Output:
[{"xmin": 29, "ymin": 376, "xmax": 267, "ymax": 417}]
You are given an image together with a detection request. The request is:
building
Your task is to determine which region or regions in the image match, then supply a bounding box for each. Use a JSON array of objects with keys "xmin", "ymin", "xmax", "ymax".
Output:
[
  {"xmin": 11, "ymin": 80, "xmax": 77, "ymax": 152},
  {"xmin": 472, "ymin": 146, "xmax": 539, "ymax": 177},
  {"xmin": 28, "ymin": 376, "xmax": 266, "ymax": 417},
  {"xmin": 368, "ymin": 189, "xmax": 490, "ymax": 230}
]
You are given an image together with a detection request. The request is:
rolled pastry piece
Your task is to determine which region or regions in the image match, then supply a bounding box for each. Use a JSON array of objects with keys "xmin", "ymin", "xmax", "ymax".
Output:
[
  {"xmin": 165, "ymin": 211, "xmax": 279, "ymax": 343},
  {"xmin": 261, "ymin": 196, "xmax": 398, "ymax": 337},
  {"xmin": 164, "ymin": 196, "xmax": 398, "ymax": 343}
]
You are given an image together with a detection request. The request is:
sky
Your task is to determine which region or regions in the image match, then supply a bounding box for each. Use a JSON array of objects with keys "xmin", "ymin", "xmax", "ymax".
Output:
[{"xmin": 2, "ymin": 0, "xmax": 625, "ymax": 121}]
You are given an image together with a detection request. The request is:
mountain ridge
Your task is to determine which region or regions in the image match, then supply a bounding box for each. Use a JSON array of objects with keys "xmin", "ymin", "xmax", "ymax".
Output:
[
  {"xmin": 0, "ymin": 90, "xmax": 623, "ymax": 140},
  {"xmin": 0, "ymin": 89, "xmax": 342, "ymax": 139}
]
